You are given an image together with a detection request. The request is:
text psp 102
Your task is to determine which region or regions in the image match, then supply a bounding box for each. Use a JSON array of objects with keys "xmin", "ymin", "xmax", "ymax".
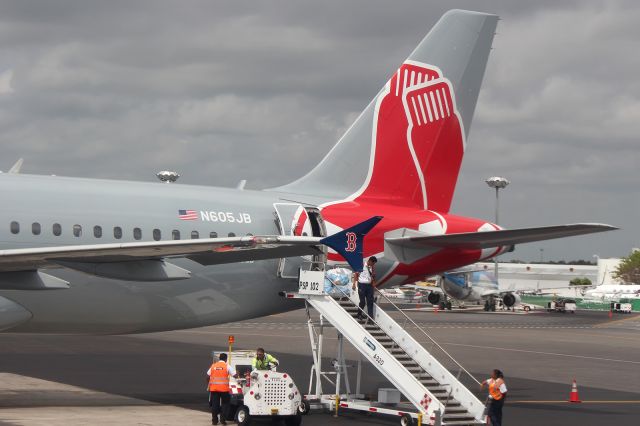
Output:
[{"xmin": 298, "ymin": 270, "xmax": 325, "ymax": 295}]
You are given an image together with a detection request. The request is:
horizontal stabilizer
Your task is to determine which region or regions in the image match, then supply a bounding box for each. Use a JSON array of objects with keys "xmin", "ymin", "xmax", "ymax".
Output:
[{"xmin": 385, "ymin": 223, "xmax": 618, "ymax": 264}]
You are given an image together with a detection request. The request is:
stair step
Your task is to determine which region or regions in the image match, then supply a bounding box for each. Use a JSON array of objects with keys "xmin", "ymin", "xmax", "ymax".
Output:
[
  {"xmin": 442, "ymin": 420, "xmax": 485, "ymax": 426},
  {"xmin": 442, "ymin": 413, "xmax": 476, "ymax": 423},
  {"xmin": 443, "ymin": 413, "xmax": 476, "ymax": 420},
  {"xmin": 443, "ymin": 407, "xmax": 467, "ymax": 414}
]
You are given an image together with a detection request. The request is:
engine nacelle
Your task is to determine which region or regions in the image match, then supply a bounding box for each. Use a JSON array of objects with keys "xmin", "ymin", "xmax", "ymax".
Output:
[
  {"xmin": 427, "ymin": 292, "xmax": 442, "ymax": 305},
  {"xmin": 502, "ymin": 292, "xmax": 521, "ymax": 307}
]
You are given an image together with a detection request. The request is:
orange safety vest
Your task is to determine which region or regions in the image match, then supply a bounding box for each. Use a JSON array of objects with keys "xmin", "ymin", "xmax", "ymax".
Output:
[
  {"xmin": 208, "ymin": 361, "xmax": 230, "ymax": 392},
  {"xmin": 488, "ymin": 378, "xmax": 505, "ymax": 400}
]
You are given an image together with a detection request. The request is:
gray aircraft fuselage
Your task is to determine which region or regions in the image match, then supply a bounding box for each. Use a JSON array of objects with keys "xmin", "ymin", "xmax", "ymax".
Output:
[{"xmin": 0, "ymin": 173, "xmax": 338, "ymax": 333}]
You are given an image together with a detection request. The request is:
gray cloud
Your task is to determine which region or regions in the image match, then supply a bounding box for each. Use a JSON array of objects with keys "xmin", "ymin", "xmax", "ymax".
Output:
[{"xmin": 0, "ymin": 0, "xmax": 637, "ymax": 261}]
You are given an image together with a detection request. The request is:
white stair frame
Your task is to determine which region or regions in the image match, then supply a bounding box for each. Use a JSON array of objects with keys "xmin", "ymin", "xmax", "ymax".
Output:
[
  {"xmin": 303, "ymin": 293, "xmax": 446, "ymax": 419},
  {"xmin": 361, "ymin": 291, "xmax": 485, "ymax": 421}
]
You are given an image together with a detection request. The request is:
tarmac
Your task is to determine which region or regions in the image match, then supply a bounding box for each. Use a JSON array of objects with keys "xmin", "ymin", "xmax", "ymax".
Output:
[{"xmin": 1, "ymin": 307, "xmax": 639, "ymax": 425}]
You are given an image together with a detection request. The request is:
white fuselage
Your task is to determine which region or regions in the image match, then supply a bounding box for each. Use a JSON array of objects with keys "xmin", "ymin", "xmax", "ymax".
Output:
[{"xmin": 585, "ymin": 284, "xmax": 640, "ymax": 300}]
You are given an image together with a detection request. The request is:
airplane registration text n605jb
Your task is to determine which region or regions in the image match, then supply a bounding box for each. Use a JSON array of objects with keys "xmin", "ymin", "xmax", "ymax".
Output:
[{"xmin": 0, "ymin": 10, "xmax": 616, "ymax": 334}]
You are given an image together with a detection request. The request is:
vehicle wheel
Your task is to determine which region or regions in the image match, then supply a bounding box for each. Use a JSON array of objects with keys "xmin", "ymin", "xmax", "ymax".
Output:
[
  {"xmin": 400, "ymin": 413, "xmax": 413, "ymax": 426},
  {"xmin": 236, "ymin": 405, "xmax": 251, "ymax": 426},
  {"xmin": 524, "ymin": 306, "xmax": 531, "ymax": 312},
  {"xmin": 298, "ymin": 399, "xmax": 311, "ymax": 415},
  {"xmin": 446, "ymin": 302, "xmax": 452, "ymax": 310},
  {"xmin": 284, "ymin": 414, "xmax": 302, "ymax": 426},
  {"xmin": 438, "ymin": 302, "xmax": 446, "ymax": 310}
]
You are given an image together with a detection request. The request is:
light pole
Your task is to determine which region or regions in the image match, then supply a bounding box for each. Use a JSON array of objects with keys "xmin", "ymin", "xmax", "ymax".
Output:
[{"xmin": 486, "ymin": 177, "xmax": 510, "ymax": 279}]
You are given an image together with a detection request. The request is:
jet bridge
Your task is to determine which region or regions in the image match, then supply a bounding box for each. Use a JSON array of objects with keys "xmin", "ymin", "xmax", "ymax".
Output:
[{"xmin": 283, "ymin": 267, "xmax": 486, "ymax": 426}]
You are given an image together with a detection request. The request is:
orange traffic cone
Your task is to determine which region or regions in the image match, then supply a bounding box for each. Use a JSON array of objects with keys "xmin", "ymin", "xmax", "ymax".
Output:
[{"xmin": 569, "ymin": 379, "xmax": 581, "ymax": 403}]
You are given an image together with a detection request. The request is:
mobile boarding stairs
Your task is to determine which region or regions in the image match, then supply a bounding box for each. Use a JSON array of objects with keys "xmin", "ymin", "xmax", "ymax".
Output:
[{"xmin": 283, "ymin": 268, "xmax": 486, "ymax": 426}]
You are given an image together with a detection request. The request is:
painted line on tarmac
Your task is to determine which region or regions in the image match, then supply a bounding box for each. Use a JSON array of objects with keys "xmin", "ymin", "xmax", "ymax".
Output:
[
  {"xmin": 594, "ymin": 315, "xmax": 640, "ymax": 328},
  {"xmin": 441, "ymin": 342, "xmax": 640, "ymax": 365},
  {"xmin": 213, "ymin": 323, "xmax": 594, "ymax": 330}
]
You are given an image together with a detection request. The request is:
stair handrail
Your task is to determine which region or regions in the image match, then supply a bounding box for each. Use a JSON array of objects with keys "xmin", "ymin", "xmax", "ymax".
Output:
[
  {"xmin": 317, "ymin": 284, "xmax": 447, "ymax": 415},
  {"xmin": 329, "ymin": 284, "xmax": 413, "ymax": 356},
  {"xmin": 373, "ymin": 287, "xmax": 481, "ymax": 386},
  {"xmin": 323, "ymin": 267, "xmax": 480, "ymax": 387}
]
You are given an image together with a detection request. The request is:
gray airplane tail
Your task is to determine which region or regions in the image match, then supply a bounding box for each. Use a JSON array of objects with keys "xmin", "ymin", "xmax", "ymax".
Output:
[{"xmin": 275, "ymin": 10, "xmax": 498, "ymax": 213}]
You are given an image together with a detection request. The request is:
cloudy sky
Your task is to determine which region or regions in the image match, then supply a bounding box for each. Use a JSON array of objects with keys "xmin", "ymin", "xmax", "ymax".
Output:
[{"xmin": 1, "ymin": 0, "xmax": 638, "ymax": 261}]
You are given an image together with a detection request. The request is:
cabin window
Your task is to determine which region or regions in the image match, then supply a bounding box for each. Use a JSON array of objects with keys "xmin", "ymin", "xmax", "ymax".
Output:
[
  {"xmin": 172, "ymin": 230, "xmax": 180, "ymax": 240},
  {"xmin": 228, "ymin": 232, "xmax": 236, "ymax": 237},
  {"xmin": 133, "ymin": 227, "xmax": 142, "ymax": 240},
  {"xmin": 94, "ymin": 226, "xmax": 102, "ymax": 238},
  {"xmin": 52, "ymin": 223, "xmax": 62, "ymax": 236},
  {"xmin": 73, "ymin": 224, "xmax": 82, "ymax": 237},
  {"xmin": 32, "ymin": 222, "xmax": 41, "ymax": 235},
  {"xmin": 191, "ymin": 230, "xmax": 199, "ymax": 239},
  {"xmin": 10, "ymin": 221, "xmax": 19, "ymax": 234},
  {"xmin": 114, "ymin": 226, "xmax": 122, "ymax": 239},
  {"xmin": 209, "ymin": 231, "xmax": 218, "ymax": 238},
  {"xmin": 153, "ymin": 229, "xmax": 161, "ymax": 241}
]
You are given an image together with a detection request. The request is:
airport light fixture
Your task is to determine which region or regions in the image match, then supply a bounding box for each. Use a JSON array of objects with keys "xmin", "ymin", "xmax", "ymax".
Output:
[
  {"xmin": 486, "ymin": 176, "xmax": 510, "ymax": 279},
  {"xmin": 156, "ymin": 170, "xmax": 180, "ymax": 183},
  {"xmin": 485, "ymin": 176, "xmax": 510, "ymax": 225}
]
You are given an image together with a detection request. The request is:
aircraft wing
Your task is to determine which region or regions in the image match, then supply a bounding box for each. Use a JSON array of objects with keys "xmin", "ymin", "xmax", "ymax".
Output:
[
  {"xmin": 0, "ymin": 216, "xmax": 383, "ymax": 286},
  {"xmin": 385, "ymin": 223, "xmax": 617, "ymax": 264},
  {"xmin": 0, "ymin": 235, "xmax": 324, "ymax": 273}
]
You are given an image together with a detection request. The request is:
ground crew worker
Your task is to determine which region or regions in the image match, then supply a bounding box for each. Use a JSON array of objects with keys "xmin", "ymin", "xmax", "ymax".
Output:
[
  {"xmin": 252, "ymin": 347, "xmax": 279, "ymax": 370},
  {"xmin": 352, "ymin": 256, "xmax": 377, "ymax": 321},
  {"xmin": 480, "ymin": 369, "xmax": 507, "ymax": 426},
  {"xmin": 206, "ymin": 353, "xmax": 237, "ymax": 425}
]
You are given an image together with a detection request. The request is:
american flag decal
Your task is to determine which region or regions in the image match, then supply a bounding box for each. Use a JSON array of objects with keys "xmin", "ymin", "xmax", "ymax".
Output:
[{"xmin": 178, "ymin": 209, "xmax": 198, "ymax": 221}]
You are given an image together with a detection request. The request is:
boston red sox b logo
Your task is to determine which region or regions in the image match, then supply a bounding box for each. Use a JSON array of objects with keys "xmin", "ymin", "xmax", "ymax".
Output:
[{"xmin": 345, "ymin": 232, "xmax": 357, "ymax": 252}]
